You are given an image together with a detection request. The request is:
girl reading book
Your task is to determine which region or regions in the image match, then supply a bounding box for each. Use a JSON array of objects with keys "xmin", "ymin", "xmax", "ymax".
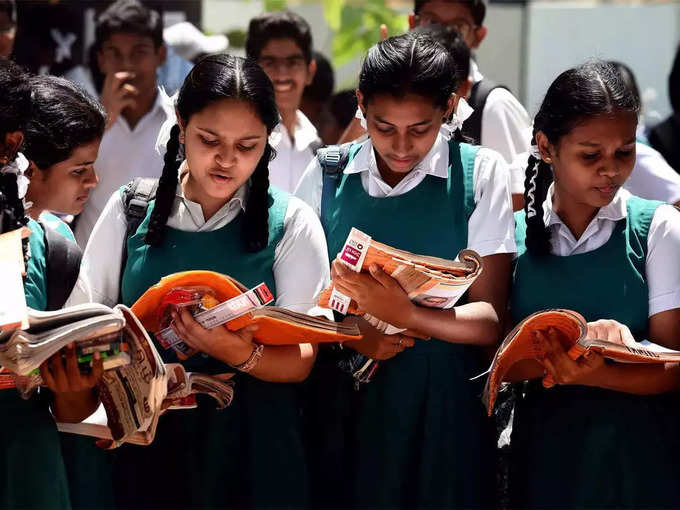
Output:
[
  {"xmin": 295, "ymin": 32, "xmax": 515, "ymax": 509},
  {"xmin": 509, "ymin": 61, "xmax": 680, "ymax": 509},
  {"xmin": 75, "ymin": 54, "xmax": 330, "ymax": 508},
  {"xmin": 0, "ymin": 62, "xmax": 106, "ymax": 509}
]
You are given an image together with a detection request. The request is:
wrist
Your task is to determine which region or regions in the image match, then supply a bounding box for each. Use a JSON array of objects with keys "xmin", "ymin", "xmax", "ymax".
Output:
[
  {"xmin": 402, "ymin": 302, "xmax": 420, "ymax": 330},
  {"xmin": 220, "ymin": 341, "xmax": 254, "ymax": 367}
]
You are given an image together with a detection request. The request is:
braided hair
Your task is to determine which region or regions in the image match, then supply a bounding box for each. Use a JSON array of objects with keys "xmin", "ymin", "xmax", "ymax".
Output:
[
  {"xmin": 0, "ymin": 59, "xmax": 31, "ymax": 257},
  {"xmin": 145, "ymin": 54, "xmax": 279, "ymax": 252},
  {"xmin": 523, "ymin": 60, "xmax": 640, "ymax": 256}
]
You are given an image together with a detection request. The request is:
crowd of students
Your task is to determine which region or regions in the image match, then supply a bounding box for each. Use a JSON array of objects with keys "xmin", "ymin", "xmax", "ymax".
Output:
[{"xmin": 2, "ymin": 0, "xmax": 680, "ymax": 508}]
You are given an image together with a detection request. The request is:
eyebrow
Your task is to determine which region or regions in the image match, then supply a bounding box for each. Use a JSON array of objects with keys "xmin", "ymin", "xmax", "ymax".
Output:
[
  {"xmin": 197, "ymin": 127, "xmax": 264, "ymax": 141},
  {"xmin": 374, "ymin": 115, "xmax": 433, "ymax": 128},
  {"xmin": 73, "ymin": 160, "xmax": 96, "ymax": 166},
  {"xmin": 577, "ymin": 137, "xmax": 637, "ymax": 147}
]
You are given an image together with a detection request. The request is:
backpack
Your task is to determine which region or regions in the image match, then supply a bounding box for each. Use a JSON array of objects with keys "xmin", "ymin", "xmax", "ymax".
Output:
[
  {"xmin": 461, "ymin": 78, "xmax": 510, "ymax": 145},
  {"xmin": 41, "ymin": 220, "xmax": 82, "ymax": 311},
  {"xmin": 316, "ymin": 144, "xmax": 353, "ymax": 226},
  {"xmin": 120, "ymin": 177, "xmax": 159, "ymax": 273},
  {"xmin": 648, "ymin": 115, "xmax": 680, "ymax": 174}
]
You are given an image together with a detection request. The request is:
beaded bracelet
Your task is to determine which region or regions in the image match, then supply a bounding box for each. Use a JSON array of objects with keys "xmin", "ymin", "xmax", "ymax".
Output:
[{"xmin": 231, "ymin": 344, "xmax": 264, "ymax": 373}]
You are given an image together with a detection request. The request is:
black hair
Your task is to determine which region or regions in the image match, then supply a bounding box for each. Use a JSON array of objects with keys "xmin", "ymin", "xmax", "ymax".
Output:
[
  {"xmin": 412, "ymin": 24, "xmax": 470, "ymax": 86},
  {"xmin": 0, "ymin": 0, "xmax": 16, "ymax": 24},
  {"xmin": 523, "ymin": 60, "xmax": 640, "ymax": 256},
  {"xmin": 23, "ymin": 75, "xmax": 106, "ymax": 171},
  {"xmin": 146, "ymin": 54, "xmax": 279, "ymax": 252},
  {"xmin": 245, "ymin": 11, "xmax": 313, "ymax": 63},
  {"xmin": 668, "ymin": 43, "xmax": 680, "ymax": 113},
  {"xmin": 303, "ymin": 50, "xmax": 334, "ymax": 103},
  {"xmin": 0, "ymin": 59, "xmax": 30, "ymax": 254},
  {"xmin": 359, "ymin": 32, "xmax": 458, "ymax": 109},
  {"xmin": 95, "ymin": 0, "xmax": 163, "ymax": 49},
  {"xmin": 609, "ymin": 61, "xmax": 641, "ymax": 104},
  {"xmin": 329, "ymin": 89, "xmax": 358, "ymax": 130},
  {"xmin": 414, "ymin": 0, "xmax": 486, "ymax": 26}
]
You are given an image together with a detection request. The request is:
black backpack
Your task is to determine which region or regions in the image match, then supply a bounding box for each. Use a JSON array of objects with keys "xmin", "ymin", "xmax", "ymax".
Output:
[
  {"xmin": 648, "ymin": 115, "xmax": 680, "ymax": 174},
  {"xmin": 120, "ymin": 177, "xmax": 159, "ymax": 272},
  {"xmin": 41, "ymin": 220, "xmax": 82, "ymax": 311},
  {"xmin": 461, "ymin": 78, "xmax": 510, "ymax": 145}
]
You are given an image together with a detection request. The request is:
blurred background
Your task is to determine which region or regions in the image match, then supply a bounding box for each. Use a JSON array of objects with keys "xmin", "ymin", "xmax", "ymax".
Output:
[{"xmin": 9, "ymin": 0, "xmax": 678, "ymax": 127}]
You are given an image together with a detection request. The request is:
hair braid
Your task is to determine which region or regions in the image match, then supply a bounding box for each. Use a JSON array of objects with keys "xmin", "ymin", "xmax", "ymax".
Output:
[{"xmin": 242, "ymin": 143, "xmax": 272, "ymax": 252}]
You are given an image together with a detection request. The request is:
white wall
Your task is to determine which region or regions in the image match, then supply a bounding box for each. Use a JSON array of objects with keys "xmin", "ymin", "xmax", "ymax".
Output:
[{"xmin": 525, "ymin": 1, "xmax": 680, "ymax": 123}]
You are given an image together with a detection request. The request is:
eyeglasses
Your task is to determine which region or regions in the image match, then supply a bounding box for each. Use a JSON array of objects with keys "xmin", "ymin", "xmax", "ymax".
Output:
[
  {"xmin": 258, "ymin": 55, "xmax": 307, "ymax": 73},
  {"xmin": 417, "ymin": 14, "xmax": 477, "ymax": 39}
]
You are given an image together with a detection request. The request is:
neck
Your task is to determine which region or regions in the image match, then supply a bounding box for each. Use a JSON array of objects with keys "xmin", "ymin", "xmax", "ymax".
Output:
[
  {"xmin": 375, "ymin": 149, "xmax": 409, "ymax": 188},
  {"xmin": 123, "ymin": 88, "xmax": 158, "ymax": 130},
  {"xmin": 552, "ymin": 187, "xmax": 599, "ymax": 240},
  {"xmin": 279, "ymin": 108, "xmax": 298, "ymax": 140},
  {"xmin": 27, "ymin": 205, "xmax": 43, "ymax": 221},
  {"xmin": 181, "ymin": 172, "xmax": 232, "ymax": 222}
]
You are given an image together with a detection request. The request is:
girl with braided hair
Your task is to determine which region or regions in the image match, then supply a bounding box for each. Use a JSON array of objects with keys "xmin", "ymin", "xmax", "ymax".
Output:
[
  {"xmin": 77, "ymin": 53, "xmax": 330, "ymax": 508},
  {"xmin": 509, "ymin": 61, "xmax": 680, "ymax": 509}
]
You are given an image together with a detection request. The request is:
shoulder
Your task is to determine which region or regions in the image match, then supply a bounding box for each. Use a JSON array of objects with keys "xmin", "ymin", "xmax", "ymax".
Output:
[
  {"xmin": 473, "ymin": 147, "xmax": 511, "ymax": 182},
  {"xmin": 284, "ymin": 195, "xmax": 324, "ymax": 231},
  {"xmin": 484, "ymin": 87, "xmax": 527, "ymax": 113},
  {"xmin": 39, "ymin": 212, "xmax": 75, "ymax": 242}
]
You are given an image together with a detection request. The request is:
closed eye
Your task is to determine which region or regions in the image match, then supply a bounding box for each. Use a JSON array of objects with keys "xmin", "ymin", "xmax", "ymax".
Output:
[
  {"xmin": 200, "ymin": 135, "xmax": 219, "ymax": 146},
  {"xmin": 238, "ymin": 144, "xmax": 256, "ymax": 152}
]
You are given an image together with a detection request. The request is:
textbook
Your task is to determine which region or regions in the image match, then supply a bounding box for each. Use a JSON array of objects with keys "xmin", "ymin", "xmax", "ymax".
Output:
[
  {"xmin": 131, "ymin": 270, "xmax": 362, "ymax": 359},
  {"xmin": 0, "ymin": 303, "xmax": 234, "ymax": 447},
  {"xmin": 0, "ymin": 228, "xmax": 29, "ymax": 332},
  {"xmin": 483, "ymin": 309, "xmax": 680, "ymax": 415},
  {"xmin": 319, "ymin": 228, "xmax": 483, "ymax": 334}
]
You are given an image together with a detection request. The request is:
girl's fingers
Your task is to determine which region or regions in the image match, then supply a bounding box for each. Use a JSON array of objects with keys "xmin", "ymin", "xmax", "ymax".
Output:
[
  {"xmin": 87, "ymin": 351, "xmax": 104, "ymax": 387},
  {"xmin": 51, "ymin": 352, "xmax": 69, "ymax": 392},
  {"xmin": 368, "ymin": 264, "xmax": 396, "ymax": 289},
  {"xmin": 39, "ymin": 361, "xmax": 57, "ymax": 390},
  {"xmin": 64, "ymin": 344, "xmax": 82, "ymax": 389}
]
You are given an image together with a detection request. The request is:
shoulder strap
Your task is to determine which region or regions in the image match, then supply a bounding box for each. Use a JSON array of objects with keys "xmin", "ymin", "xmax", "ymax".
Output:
[
  {"xmin": 123, "ymin": 177, "xmax": 159, "ymax": 241},
  {"xmin": 317, "ymin": 144, "xmax": 352, "ymax": 227},
  {"xmin": 462, "ymin": 78, "xmax": 510, "ymax": 145},
  {"xmin": 625, "ymin": 196, "xmax": 663, "ymax": 277},
  {"xmin": 42, "ymin": 220, "xmax": 83, "ymax": 310},
  {"xmin": 120, "ymin": 177, "xmax": 159, "ymax": 281}
]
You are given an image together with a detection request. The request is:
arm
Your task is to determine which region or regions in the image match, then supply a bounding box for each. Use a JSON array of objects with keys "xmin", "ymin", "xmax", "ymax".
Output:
[{"xmin": 480, "ymin": 88, "xmax": 532, "ymax": 164}]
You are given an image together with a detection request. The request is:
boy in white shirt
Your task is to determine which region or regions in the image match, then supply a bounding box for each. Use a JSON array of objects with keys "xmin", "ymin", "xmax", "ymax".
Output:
[
  {"xmin": 74, "ymin": 0, "xmax": 171, "ymax": 247},
  {"xmin": 246, "ymin": 11, "xmax": 321, "ymax": 193}
]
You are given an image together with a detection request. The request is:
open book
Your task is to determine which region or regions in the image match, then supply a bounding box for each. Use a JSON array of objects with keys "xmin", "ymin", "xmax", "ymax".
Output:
[
  {"xmin": 0, "ymin": 303, "xmax": 234, "ymax": 447},
  {"xmin": 319, "ymin": 228, "xmax": 482, "ymax": 335},
  {"xmin": 483, "ymin": 309, "xmax": 680, "ymax": 415},
  {"xmin": 130, "ymin": 270, "xmax": 361, "ymax": 359}
]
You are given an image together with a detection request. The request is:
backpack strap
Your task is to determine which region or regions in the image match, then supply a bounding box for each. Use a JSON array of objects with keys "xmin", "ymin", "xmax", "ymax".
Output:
[
  {"xmin": 462, "ymin": 78, "xmax": 510, "ymax": 145},
  {"xmin": 42, "ymin": 221, "xmax": 83, "ymax": 311},
  {"xmin": 120, "ymin": 177, "xmax": 159, "ymax": 278},
  {"xmin": 317, "ymin": 144, "xmax": 351, "ymax": 227}
]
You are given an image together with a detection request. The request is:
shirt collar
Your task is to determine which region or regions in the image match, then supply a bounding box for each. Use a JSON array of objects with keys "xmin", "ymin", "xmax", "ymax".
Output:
[
  {"xmin": 543, "ymin": 183, "xmax": 629, "ymax": 227},
  {"xmin": 269, "ymin": 110, "xmax": 319, "ymax": 152},
  {"xmin": 343, "ymin": 133, "xmax": 450, "ymax": 180}
]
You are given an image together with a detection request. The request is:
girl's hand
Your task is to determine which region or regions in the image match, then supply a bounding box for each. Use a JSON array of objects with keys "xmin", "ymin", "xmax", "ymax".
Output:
[
  {"xmin": 171, "ymin": 308, "xmax": 259, "ymax": 366},
  {"xmin": 586, "ymin": 319, "xmax": 637, "ymax": 347},
  {"xmin": 332, "ymin": 260, "xmax": 416, "ymax": 330},
  {"xmin": 344, "ymin": 318, "xmax": 415, "ymax": 361},
  {"xmin": 537, "ymin": 327, "xmax": 606, "ymax": 388},
  {"xmin": 40, "ymin": 343, "xmax": 103, "ymax": 394}
]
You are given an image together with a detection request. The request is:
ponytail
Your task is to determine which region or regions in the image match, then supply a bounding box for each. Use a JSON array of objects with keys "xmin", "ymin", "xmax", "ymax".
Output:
[
  {"xmin": 145, "ymin": 124, "xmax": 181, "ymax": 246},
  {"xmin": 242, "ymin": 143, "xmax": 272, "ymax": 252},
  {"xmin": 523, "ymin": 148, "xmax": 553, "ymax": 256}
]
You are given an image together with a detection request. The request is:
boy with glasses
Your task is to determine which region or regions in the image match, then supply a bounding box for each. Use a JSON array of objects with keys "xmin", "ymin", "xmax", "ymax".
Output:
[{"xmin": 246, "ymin": 11, "xmax": 321, "ymax": 193}]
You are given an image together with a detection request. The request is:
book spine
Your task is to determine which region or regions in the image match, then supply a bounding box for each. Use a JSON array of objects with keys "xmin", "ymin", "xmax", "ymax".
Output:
[{"xmin": 329, "ymin": 228, "xmax": 372, "ymax": 314}]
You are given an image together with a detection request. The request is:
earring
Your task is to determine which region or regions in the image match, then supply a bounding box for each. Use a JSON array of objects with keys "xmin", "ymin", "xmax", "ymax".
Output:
[{"xmin": 545, "ymin": 157, "xmax": 552, "ymax": 164}]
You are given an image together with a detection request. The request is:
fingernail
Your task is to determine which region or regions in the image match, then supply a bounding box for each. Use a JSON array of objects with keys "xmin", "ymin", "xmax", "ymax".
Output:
[{"xmin": 94, "ymin": 351, "xmax": 101, "ymax": 360}]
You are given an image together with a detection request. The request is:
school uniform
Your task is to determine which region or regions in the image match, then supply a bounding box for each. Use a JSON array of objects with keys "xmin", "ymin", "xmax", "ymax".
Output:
[
  {"xmin": 510, "ymin": 187, "xmax": 680, "ymax": 508},
  {"xmin": 73, "ymin": 169, "xmax": 330, "ymax": 509},
  {"xmin": 268, "ymin": 110, "xmax": 321, "ymax": 193},
  {"xmin": 74, "ymin": 90, "xmax": 174, "ymax": 248},
  {"xmin": 295, "ymin": 133, "xmax": 516, "ymax": 509},
  {"xmin": 0, "ymin": 213, "xmax": 76, "ymax": 510},
  {"xmin": 470, "ymin": 60, "xmax": 532, "ymax": 166}
]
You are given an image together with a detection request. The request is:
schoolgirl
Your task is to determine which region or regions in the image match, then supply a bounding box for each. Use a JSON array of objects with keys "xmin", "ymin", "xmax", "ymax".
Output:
[
  {"xmin": 295, "ymin": 32, "xmax": 515, "ymax": 509},
  {"xmin": 76, "ymin": 54, "xmax": 331, "ymax": 509},
  {"xmin": 510, "ymin": 61, "xmax": 680, "ymax": 509}
]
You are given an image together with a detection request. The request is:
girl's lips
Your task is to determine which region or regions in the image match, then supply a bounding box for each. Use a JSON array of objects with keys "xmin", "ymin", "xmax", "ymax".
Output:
[
  {"xmin": 388, "ymin": 156, "xmax": 416, "ymax": 168},
  {"xmin": 596, "ymin": 185, "xmax": 618, "ymax": 195}
]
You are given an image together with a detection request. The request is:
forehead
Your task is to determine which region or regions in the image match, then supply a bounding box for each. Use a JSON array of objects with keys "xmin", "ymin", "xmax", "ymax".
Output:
[
  {"xmin": 101, "ymin": 32, "xmax": 155, "ymax": 50},
  {"xmin": 560, "ymin": 112, "xmax": 637, "ymax": 147},
  {"xmin": 187, "ymin": 98, "xmax": 267, "ymax": 136},
  {"xmin": 259, "ymin": 38, "xmax": 304, "ymax": 58},
  {"xmin": 419, "ymin": 1, "xmax": 474, "ymax": 22},
  {"xmin": 367, "ymin": 92, "xmax": 441, "ymax": 123},
  {"xmin": 52, "ymin": 139, "xmax": 101, "ymax": 168}
]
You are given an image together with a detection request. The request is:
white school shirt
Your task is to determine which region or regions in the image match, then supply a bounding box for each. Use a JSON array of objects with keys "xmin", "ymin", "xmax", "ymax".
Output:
[
  {"xmin": 509, "ymin": 143, "xmax": 680, "ymax": 203},
  {"xmin": 74, "ymin": 90, "xmax": 174, "ymax": 248},
  {"xmin": 540, "ymin": 185, "xmax": 680, "ymax": 317},
  {"xmin": 67, "ymin": 175, "xmax": 332, "ymax": 320},
  {"xmin": 470, "ymin": 60, "xmax": 532, "ymax": 166},
  {"xmin": 294, "ymin": 133, "xmax": 517, "ymax": 258},
  {"xmin": 267, "ymin": 110, "xmax": 321, "ymax": 194}
]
